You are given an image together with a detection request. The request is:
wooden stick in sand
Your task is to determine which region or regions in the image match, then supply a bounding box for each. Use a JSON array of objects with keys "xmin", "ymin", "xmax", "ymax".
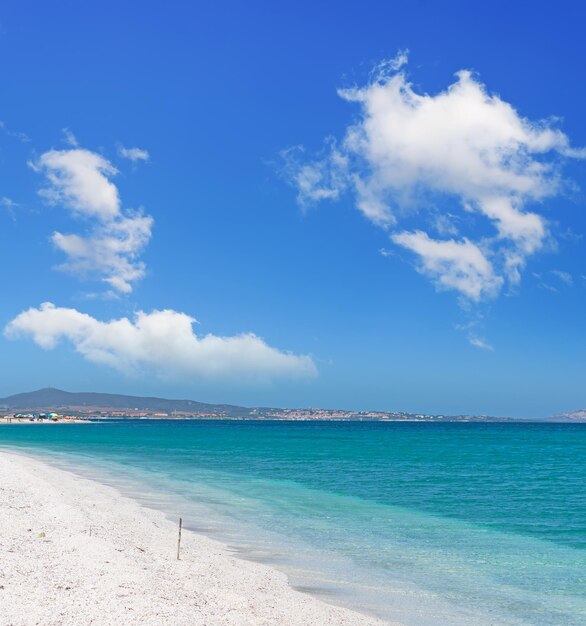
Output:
[{"xmin": 177, "ymin": 517, "xmax": 183, "ymax": 560}]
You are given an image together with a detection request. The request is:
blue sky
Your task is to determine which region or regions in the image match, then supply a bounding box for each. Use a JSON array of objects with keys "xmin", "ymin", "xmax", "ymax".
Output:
[{"xmin": 1, "ymin": 0, "xmax": 585, "ymax": 417}]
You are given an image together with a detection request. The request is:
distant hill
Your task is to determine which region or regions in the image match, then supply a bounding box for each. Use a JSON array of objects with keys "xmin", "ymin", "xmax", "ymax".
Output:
[{"xmin": 0, "ymin": 387, "xmax": 251, "ymax": 416}]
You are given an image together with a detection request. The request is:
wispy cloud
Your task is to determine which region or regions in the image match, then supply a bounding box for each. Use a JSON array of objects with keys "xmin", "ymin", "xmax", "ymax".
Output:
[
  {"xmin": 118, "ymin": 145, "xmax": 150, "ymax": 163},
  {"xmin": 550, "ymin": 269, "xmax": 573, "ymax": 286},
  {"xmin": 468, "ymin": 336, "xmax": 494, "ymax": 351},
  {"xmin": 30, "ymin": 146, "xmax": 153, "ymax": 293},
  {"xmin": 455, "ymin": 317, "xmax": 494, "ymax": 350},
  {"xmin": 0, "ymin": 120, "xmax": 30, "ymax": 143},
  {"xmin": 284, "ymin": 52, "xmax": 585, "ymax": 302},
  {"xmin": 0, "ymin": 196, "xmax": 18, "ymax": 221},
  {"xmin": 62, "ymin": 127, "xmax": 79, "ymax": 147},
  {"xmin": 5, "ymin": 302, "xmax": 317, "ymax": 382},
  {"xmin": 281, "ymin": 143, "xmax": 348, "ymax": 207},
  {"xmin": 533, "ymin": 269, "xmax": 574, "ymax": 292}
]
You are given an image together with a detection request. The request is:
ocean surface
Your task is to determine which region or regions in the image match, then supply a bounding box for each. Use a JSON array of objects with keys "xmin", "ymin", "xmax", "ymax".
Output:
[{"xmin": 1, "ymin": 420, "xmax": 586, "ymax": 624}]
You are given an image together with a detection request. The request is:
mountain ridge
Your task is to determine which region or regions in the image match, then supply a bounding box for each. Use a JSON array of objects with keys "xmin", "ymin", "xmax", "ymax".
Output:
[{"xmin": 0, "ymin": 387, "xmax": 250, "ymax": 415}]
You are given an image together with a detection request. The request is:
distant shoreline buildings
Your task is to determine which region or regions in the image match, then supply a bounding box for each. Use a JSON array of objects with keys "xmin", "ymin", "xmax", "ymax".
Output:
[{"xmin": 1, "ymin": 406, "xmax": 520, "ymax": 423}]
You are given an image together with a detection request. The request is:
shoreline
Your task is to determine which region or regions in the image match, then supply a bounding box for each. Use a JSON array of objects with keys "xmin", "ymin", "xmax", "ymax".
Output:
[
  {"xmin": 0, "ymin": 418, "xmax": 91, "ymax": 424},
  {"xmin": 0, "ymin": 449, "xmax": 390, "ymax": 625}
]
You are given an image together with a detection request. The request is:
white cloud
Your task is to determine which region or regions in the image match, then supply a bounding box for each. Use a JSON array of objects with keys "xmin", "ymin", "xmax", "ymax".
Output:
[
  {"xmin": 287, "ymin": 53, "xmax": 585, "ymax": 300},
  {"xmin": 32, "ymin": 148, "xmax": 120, "ymax": 220},
  {"xmin": 281, "ymin": 144, "xmax": 348, "ymax": 206},
  {"xmin": 0, "ymin": 196, "xmax": 17, "ymax": 207},
  {"xmin": 31, "ymin": 147, "xmax": 153, "ymax": 293},
  {"xmin": 5, "ymin": 303, "xmax": 317, "ymax": 382},
  {"xmin": 118, "ymin": 145, "xmax": 150, "ymax": 163},
  {"xmin": 0, "ymin": 120, "xmax": 30, "ymax": 143},
  {"xmin": 62, "ymin": 128, "xmax": 79, "ymax": 147},
  {"xmin": 392, "ymin": 230, "xmax": 502, "ymax": 301},
  {"xmin": 468, "ymin": 336, "xmax": 494, "ymax": 351},
  {"xmin": 370, "ymin": 50, "xmax": 409, "ymax": 78},
  {"xmin": 52, "ymin": 212, "xmax": 153, "ymax": 294}
]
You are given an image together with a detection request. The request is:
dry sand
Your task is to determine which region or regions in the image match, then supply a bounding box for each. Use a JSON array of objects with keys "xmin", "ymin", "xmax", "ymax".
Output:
[{"xmin": 0, "ymin": 450, "xmax": 391, "ymax": 626}]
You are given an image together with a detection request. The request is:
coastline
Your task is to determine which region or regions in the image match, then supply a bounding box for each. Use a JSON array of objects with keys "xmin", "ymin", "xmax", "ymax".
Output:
[
  {"xmin": 0, "ymin": 450, "xmax": 389, "ymax": 626},
  {"xmin": 0, "ymin": 418, "xmax": 91, "ymax": 424}
]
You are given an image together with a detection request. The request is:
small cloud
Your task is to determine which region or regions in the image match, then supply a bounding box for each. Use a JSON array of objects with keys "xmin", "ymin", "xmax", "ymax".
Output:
[
  {"xmin": 280, "ymin": 142, "xmax": 348, "ymax": 210},
  {"xmin": 433, "ymin": 213, "xmax": 460, "ymax": 237},
  {"xmin": 77, "ymin": 289, "xmax": 121, "ymax": 301},
  {"xmin": 550, "ymin": 270, "xmax": 573, "ymax": 286},
  {"xmin": 0, "ymin": 120, "xmax": 30, "ymax": 143},
  {"xmin": 1, "ymin": 196, "xmax": 17, "ymax": 208},
  {"xmin": 468, "ymin": 336, "xmax": 494, "ymax": 351},
  {"xmin": 62, "ymin": 128, "xmax": 79, "ymax": 147},
  {"xmin": 1, "ymin": 196, "xmax": 18, "ymax": 221},
  {"xmin": 118, "ymin": 145, "xmax": 150, "ymax": 163},
  {"xmin": 370, "ymin": 50, "xmax": 410, "ymax": 83},
  {"xmin": 534, "ymin": 269, "xmax": 573, "ymax": 292},
  {"xmin": 456, "ymin": 315, "xmax": 493, "ymax": 351},
  {"xmin": 557, "ymin": 228, "xmax": 583, "ymax": 242}
]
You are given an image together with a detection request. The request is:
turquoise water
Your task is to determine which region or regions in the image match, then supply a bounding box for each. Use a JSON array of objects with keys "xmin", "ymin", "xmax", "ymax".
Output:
[{"xmin": 2, "ymin": 420, "xmax": 586, "ymax": 624}]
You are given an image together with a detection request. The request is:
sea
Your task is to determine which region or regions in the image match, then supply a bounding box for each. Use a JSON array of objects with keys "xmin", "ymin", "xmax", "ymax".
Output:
[{"xmin": 1, "ymin": 420, "xmax": 586, "ymax": 625}]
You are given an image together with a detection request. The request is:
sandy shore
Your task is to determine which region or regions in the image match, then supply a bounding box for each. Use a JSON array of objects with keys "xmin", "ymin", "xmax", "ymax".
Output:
[
  {"xmin": 0, "ymin": 419, "xmax": 91, "ymax": 424},
  {"xmin": 0, "ymin": 450, "xmax": 390, "ymax": 626}
]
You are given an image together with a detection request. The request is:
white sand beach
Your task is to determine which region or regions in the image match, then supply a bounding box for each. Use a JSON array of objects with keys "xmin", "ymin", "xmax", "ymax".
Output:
[{"xmin": 0, "ymin": 450, "xmax": 389, "ymax": 626}]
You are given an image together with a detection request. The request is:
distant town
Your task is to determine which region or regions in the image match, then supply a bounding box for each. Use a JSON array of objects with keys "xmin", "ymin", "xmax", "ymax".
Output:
[
  {"xmin": 0, "ymin": 388, "xmax": 584, "ymax": 423},
  {"xmin": 1, "ymin": 406, "xmax": 512, "ymax": 423}
]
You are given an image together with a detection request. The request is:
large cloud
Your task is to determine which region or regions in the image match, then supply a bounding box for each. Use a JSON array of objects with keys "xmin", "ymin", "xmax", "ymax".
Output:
[
  {"xmin": 5, "ymin": 303, "xmax": 317, "ymax": 382},
  {"xmin": 286, "ymin": 53, "xmax": 585, "ymax": 300},
  {"xmin": 31, "ymin": 148, "xmax": 152, "ymax": 294}
]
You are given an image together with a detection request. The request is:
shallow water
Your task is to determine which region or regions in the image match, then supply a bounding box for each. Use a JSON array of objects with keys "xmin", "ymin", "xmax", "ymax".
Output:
[{"xmin": 2, "ymin": 420, "xmax": 586, "ymax": 624}]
